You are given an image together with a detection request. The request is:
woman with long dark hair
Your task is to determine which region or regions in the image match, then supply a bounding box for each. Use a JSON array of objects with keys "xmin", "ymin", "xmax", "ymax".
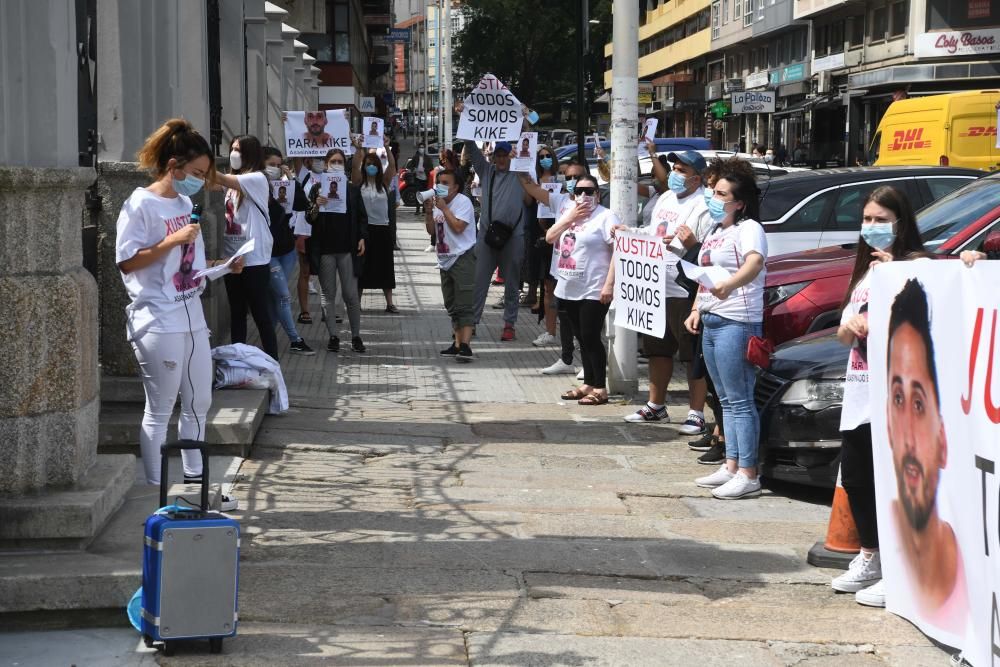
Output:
[
  {"xmin": 352, "ymin": 136, "xmax": 399, "ymax": 312},
  {"xmin": 830, "ymin": 185, "xmax": 926, "ymax": 608},
  {"xmin": 215, "ymin": 134, "xmax": 277, "ymax": 359}
]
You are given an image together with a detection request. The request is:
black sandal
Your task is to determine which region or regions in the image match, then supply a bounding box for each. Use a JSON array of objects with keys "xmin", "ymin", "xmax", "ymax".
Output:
[{"xmin": 297, "ymin": 312, "xmax": 313, "ymax": 324}]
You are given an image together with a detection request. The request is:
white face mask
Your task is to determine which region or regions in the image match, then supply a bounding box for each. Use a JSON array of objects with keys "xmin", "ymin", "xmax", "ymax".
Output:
[
  {"xmin": 229, "ymin": 150, "xmax": 242, "ymax": 171},
  {"xmin": 264, "ymin": 166, "xmax": 281, "ymax": 180},
  {"xmin": 327, "ymin": 163, "xmax": 345, "ymax": 173},
  {"xmin": 308, "ymin": 161, "xmax": 324, "ymax": 174}
]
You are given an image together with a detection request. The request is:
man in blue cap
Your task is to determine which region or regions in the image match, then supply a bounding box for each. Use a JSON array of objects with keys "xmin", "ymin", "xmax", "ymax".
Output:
[
  {"xmin": 619, "ymin": 149, "xmax": 713, "ymax": 434},
  {"xmin": 462, "ymin": 138, "xmax": 532, "ymax": 341}
]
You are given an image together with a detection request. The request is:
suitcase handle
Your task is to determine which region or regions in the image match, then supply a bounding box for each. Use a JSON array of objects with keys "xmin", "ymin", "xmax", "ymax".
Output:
[{"xmin": 159, "ymin": 440, "xmax": 210, "ymax": 510}]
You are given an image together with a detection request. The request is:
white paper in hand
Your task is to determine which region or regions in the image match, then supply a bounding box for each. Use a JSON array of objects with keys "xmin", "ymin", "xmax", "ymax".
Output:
[
  {"xmin": 195, "ymin": 238, "xmax": 256, "ymax": 281},
  {"xmin": 679, "ymin": 259, "xmax": 730, "ymax": 289}
]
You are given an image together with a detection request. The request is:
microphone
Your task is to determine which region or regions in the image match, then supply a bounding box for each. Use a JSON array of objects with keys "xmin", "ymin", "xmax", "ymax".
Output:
[{"xmin": 191, "ymin": 203, "xmax": 203, "ymax": 225}]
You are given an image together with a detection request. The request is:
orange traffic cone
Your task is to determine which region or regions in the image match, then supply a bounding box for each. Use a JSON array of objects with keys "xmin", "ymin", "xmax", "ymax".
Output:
[{"xmin": 807, "ymin": 465, "xmax": 861, "ymax": 569}]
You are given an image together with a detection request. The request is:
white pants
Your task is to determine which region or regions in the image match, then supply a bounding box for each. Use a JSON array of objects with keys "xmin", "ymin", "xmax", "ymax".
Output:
[{"xmin": 131, "ymin": 329, "xmax": 212, "ymax": 484}]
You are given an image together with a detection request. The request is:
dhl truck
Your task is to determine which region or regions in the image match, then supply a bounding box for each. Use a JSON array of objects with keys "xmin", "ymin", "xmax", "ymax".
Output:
[{"xmin": 871, "ymin": 90, "xmax": 1000, "ymax": 171}]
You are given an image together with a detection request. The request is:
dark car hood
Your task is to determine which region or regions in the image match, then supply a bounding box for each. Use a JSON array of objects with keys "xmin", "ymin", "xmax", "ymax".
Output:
[
  {"xmin": 765, "ymin": 245, "xmax": 856, "ymax": 287},
  {"xmin": 768, "ymin": 328, "xmax": 848, "ymax": 381}
]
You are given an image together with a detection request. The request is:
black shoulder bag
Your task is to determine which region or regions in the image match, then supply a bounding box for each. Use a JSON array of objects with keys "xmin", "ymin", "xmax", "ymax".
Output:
[{"xmin": 483, "ymin": 170, "xmax": 521, "ymax": 250}]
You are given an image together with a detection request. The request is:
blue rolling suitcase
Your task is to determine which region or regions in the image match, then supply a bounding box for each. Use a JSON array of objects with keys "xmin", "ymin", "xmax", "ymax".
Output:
[{"xmin": 141, "ymin": 441, "xmax": 240, "ymax": 656}]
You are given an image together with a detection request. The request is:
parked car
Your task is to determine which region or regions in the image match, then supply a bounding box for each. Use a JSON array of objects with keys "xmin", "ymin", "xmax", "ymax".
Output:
[
  {"xmin": 764, "ymin": 172, "xmax": 1000, "ymax": 346},
  {"xmin": 556, "ymin": 137, "xmax": 711, "ymax": 163},
  {"xmin": 549, "ymin": 129, "xmax": 574, "ymax": 147}
]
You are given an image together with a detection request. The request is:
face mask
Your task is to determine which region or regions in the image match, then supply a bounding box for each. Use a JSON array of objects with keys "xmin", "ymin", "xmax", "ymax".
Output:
[
  {"xmin": 703, "ymin": 188, "xmax": 714, "ymax": 205},
  {"xmin": 707, "ymin": 197, "xmax": 729, "ymax": 222},
  {"xmin": 173, "ymin": 172, "xmax": 205, "ymax": 197},
  {"xmin": 327, "ymin": 164, "xmax": 345, "ymax": 173},
  {"xmin": 308, "ymin": 161, "xmax": 324, "ymax": 174},
  {"xmin": 861, "ymin": 222, "xmax": 895, "ymax": 250},
  {"xmin": 416, "ymin": 147, "xmax": 423, "ymax": 155},
  {"xmin": 565, "ymin": 178, "xmax": 577, "ymax": 194},
  {"xmin": 264, "ymin": 166, "xmax": 281, "ymax": 180},
  {"xmin": 365, "ymin": 164, "xmax": 379, "ymax": 177},
  {"xmin": 434, "ymin": 184, "xmax": 449, "ymax": 197},
  {"xmin": 667, "ymin": 171, "xmax": 689, "ymax": 195},
  {"xmin": 539, "ymin": 157, "xmax": 553, "ymax": 170},
  {"xmin": 229, "ymin": 150, "xmax": 242, "ymax": 171},
  {"xmin": 576, "ymin": 194, "xmax": 597, "ymax": 210}
]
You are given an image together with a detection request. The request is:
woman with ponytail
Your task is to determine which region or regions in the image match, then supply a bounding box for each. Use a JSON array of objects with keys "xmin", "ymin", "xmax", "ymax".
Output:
[{"xmin": 116, "ymin": 118, "xmax": 243, "ymax": 489}]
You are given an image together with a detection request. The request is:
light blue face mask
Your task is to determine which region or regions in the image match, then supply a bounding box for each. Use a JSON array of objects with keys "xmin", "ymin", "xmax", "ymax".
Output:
[
  {"xmin": 707, "ymin": 196, "xmax": 728, "ymax": 222},
  {"xmin": 173, "ymin": 173, "xmax": 204, "ymax": 197},
  {"xmin": 565, "ymin": 178, "xmax": 577, "ymax": 194},
  {"xmin": 365, "ymin": 164, "xmax": 379, "ymax": 177},
  {"xmin": 667, "ymin": 171, "xmax": 689, "ymax": 195},
  {"xmin": 703, "ymin": 188, "xmax": 714, "ymax": 205},
  {"xmin": 860, "ymin": 222, "xmax": 895, "ymax": 250},
  {"xmin": 539, "ymin": 157, "xmax": 553, "ymax": 170},
  {"xmin": 434, "ymin": 184, "xmax": 449, "ymax": 197}
]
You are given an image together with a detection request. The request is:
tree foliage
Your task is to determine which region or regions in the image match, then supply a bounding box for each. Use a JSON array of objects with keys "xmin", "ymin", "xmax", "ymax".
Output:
[{"xmin": 453, "ymin": 0, "xmax": 611, "ymax": 108}]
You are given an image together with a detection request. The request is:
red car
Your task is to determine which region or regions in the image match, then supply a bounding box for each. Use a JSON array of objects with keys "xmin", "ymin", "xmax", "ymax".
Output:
[{"xmin": 763, "ymin": 173, "xmax": 1000, "ymax": 345}]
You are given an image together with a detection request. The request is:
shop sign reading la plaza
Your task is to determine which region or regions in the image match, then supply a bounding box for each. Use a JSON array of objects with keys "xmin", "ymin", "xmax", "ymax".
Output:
[{"xmin": 916, "ymin": 28, "xmax": 1000, "ymax": 58}]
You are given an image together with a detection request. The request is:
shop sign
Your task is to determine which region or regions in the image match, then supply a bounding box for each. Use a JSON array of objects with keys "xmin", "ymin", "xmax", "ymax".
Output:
[
  {"xmin": 745, "ymin": 71, "xmax": 770, "ymax": 89},
  {"xmin": 770, "ymin": 63, "xmax": 807, "ymax": 85},
  {"xmin": 674, "ymin": 99, "xmax": 704, "ymax": 112},
  {"xmin": 812, "ymin": 52, "xmax": 845, "ymax": 73},
  {"xmin": 732, "ymin": 90, "xmax": 775, "ymax": 113},
  {"xmin": 387, "ymin": 28, "xmax": 410, "ymax": 43},
  {"xmin": 638, "ymin": 81, "xmax": 654, "ymax": 106},
  {"xmin": 724, "ymin": 78, "xmax": 744, "ymax": 93},
  {"xmin": 916, "ymin": 28, "xmax": 1000, "ymax": 58},
  {"xmin": 710, "ymin": 100, "xmax": 731, "ymax": 118}
]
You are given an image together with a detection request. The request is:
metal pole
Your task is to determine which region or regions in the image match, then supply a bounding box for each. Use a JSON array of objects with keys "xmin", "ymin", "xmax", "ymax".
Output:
[
  {"xmin": 423, "ymin": 12, "xmax": 429, "ymax": 150},
  {"xmin": 606, "ymin": 0, "xmax": 638, "ymax": 397},
  {"xmin": 575, "ymin": 0, "xmax": 587, "ymax": 172},
  {"xmin": 436, "ymin": 1, "xmax": 443, "ymax": 148},
  {"xmin": 443, "ymin": 0, "xmax": 452, "ymax": 149}
]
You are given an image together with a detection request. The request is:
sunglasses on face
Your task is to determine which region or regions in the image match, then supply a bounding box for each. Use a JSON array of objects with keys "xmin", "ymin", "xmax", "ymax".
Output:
[
  {"xmin": 575, "ymin": 187, "xmax": 597, "ymax": 196},
  {"xmin": 538, "ymin": 153, "xmax": 551, "ymax": 159}
]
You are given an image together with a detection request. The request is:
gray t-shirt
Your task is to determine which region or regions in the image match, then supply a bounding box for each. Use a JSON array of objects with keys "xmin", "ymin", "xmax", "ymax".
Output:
[{"xmin": 467, "ymin": 142, "xmax": 526, "ymax": 238}]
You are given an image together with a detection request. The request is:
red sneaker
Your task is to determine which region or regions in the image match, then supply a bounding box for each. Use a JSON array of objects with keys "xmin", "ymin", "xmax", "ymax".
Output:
[{"xmin": 501, "ymin": 325, "xmax": 515, "ymax": 341}]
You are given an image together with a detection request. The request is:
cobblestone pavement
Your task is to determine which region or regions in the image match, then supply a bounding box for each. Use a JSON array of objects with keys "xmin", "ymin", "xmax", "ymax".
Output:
[{"xmin": 168, "ymin": 211, "xmax": 950, "ymax": 664}]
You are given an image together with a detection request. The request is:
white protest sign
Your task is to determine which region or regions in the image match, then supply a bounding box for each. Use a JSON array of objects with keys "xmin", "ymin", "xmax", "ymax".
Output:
[
  {"xmin": 271, "ymin": 180, "xmax": 295, "ymax": 215},
  {"xmin": 511, "ymin": 132, "xmax": 537, "ymax": 173},
  {"xmin": 869, "ymin": 261, "xmax": 1000, "ymax": 665},
  {"xmin": 194, "ymin": 238, "xmax": 255, "ymax": 281},
  {"xmin": 363, "ymin": 117, "xmax": 384, "ymax": 149},
  {"xmin": 537, "ymin": 182, "xmax": 563, "ymax": 219},
  {"xmin": 637, "ymin": 118, "xmax": 658, "ymax": 158},
  {"xmin": 679, "ymin": 259, "xmax": 730, "ymax": 289},
  {"xmin": 318, "ymin": 173, "xmax": 348, "ymax": 213},
  {"xmin": 732, "ymin": 91, "xmax": 776, "ymax": 113},
  {"xmin": 611, "ymin": 230, "xmax": 675, "ymax": 336},
  {"xmin": 456, "ymin": 74, "xmax": 523, "ymax": 142},
  {"xmin": 284, "ymin": 110, "xmax": 351, "ymax": 157}
]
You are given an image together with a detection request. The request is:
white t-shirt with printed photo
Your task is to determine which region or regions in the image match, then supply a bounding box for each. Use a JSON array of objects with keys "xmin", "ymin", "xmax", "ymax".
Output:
[
  {"xmin": 224, "ymin": 171, "xmax": 273, "ymax": 266},
  {"xmin": 553, "ymin": 205, "xmax": 619, "ymax": 301},
  {"xmin": 695, "ymin": 219, "xmax": 768, "ymax": 322},
  {"xmin": 433, "ymin": 193, "xmax": 477, "ymax": 271},
  {"xmin": 115, "ymin": 188, "xmax": 207, "ymax": 340},
  {"xmin": 642, "ymin": 187, "xmax": 712, "ymax": 247},
  {"xmin": 839, "ymin": 270, "xmax": 871, "ymax": 431},
  {"xmin": 547, "ymin": 191, "xmax": 576, "ymax": 276}
]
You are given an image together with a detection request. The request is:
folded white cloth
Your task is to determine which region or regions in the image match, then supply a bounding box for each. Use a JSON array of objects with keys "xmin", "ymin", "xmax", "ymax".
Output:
[{"xmin": 212, "ymin": 343, "xmax": 288, "ymax": 414}]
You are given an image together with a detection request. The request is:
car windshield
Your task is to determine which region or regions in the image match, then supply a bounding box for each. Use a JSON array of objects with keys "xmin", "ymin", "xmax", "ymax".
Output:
[{"xmin": 918, "ymin": 176, "xmax": 1000, "ymax": 252}]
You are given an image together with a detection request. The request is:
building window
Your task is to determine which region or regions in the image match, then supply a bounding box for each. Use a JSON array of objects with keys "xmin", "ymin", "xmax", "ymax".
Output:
[
  {"xmin": 327, "ymin": 0, "xmax": 350, "ymax": 63},
  {"xmin": 743, "ymin": 0, "xmax": 753, "ymax": 26},
  {"xmin": 722, "ymin": 0, "xmax": 729, "ymax": 24},
  {"xmin": 890, "ymin": 1, "xmax": 908, "ymax": 37},
  {"xmin": 849, "ymin": 15, "xmax": 865, "ymax": 46},
  {"xmin": 830, "ymin": 19, "xmax": 845, "ymax": 53},
  {"xmin": 871, "ymin": 6, "xmax": 888, "ymax": 41},
  {"xmin": 711, "ymin": 1, "xmax": 720, "ymax": 39},
  {"xmin": 734, "ymin": 0, "xmax": 741, "ymax": 23},
  {"xmin": 300, "ymin": 32, "xmax": 334, "ymax": 62},
  {"xmin": 757, "ymin": 0, "xmax": 765, "ymax": 18}
]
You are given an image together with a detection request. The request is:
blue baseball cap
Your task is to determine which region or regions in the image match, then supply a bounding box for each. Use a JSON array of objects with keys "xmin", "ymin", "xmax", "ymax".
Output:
[
  {"xmin": 494, "ymin": 141, "xmax": 513, "ymax": 154},
  {"xmin": 667, "ymin": 150, "xmax": 707, "ymax": 174}
]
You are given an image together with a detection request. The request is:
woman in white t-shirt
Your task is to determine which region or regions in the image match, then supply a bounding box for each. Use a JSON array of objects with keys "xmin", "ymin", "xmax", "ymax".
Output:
[
  {"xmin": 214, "ymin": 135, "xmax": 277, "ymax": 360},
  {"xmin": 115, "ymin": 118, "xmax": 244, "ymax": 487},
  {"xmin": 352, "ymin": 135, "xmax": 399, "ymax": 312},
  {"xmin": 683, "ymin": 162, "xmax": 768, "ymax": 500},
  {"xmin": 830, "ymin": 186, "xmax": 927, "ymax": 608},
  {"xmin": 545, "ymin": 174, "xmax": 619, "ymax": 406}
]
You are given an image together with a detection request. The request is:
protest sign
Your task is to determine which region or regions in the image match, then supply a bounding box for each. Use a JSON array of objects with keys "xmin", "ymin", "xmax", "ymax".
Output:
[
  {"xmin": 869, "ymin": 261, "xmax": 1000, "ymax": 665},
  {"xmin": 612, "ymin": 230, "xmax": 683, "ymax": 336},
  {"xmin": 318, "ymin": 173, "xmax": 348, "ymax": 213},
  {"xmin": 456, "ymin": 74, "xmax": 523, "ymax": 142},
  {"xmin": 637, "ymin": 118, "xmax": 658, "ymax": 158},
  {"xmin": 511, "ymin": 132, "xmax": 537, "ymax": 173},
  {"xmin": 284, "ymin": 110, "xmax": 351, "ymax": 157},
  {"xmin": 537, "ymin": 182, "xmax": 563, "ymax": 218},
  {"xmin": 363, "ymin": 117, "xmax": 384, "ymax": 148},
  {"xmin": 271, "ymin": 180, "xmax": 295, "ymax": 215}
]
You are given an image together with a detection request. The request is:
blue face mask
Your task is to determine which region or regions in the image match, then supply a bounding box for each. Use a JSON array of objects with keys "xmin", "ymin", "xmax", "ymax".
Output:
[
  {"xmin": 860, "ymin": 222, "xmax": 895, "ymax": 250},
  {"xmin": 565, "ymin": 178, "xmax": 577, "ymax": 194},
  {"xmin": 707, "ymin": 196, "xmax": 729, "ymax": 222},
  {"xmin": 703, "ymin": 188, "xmax": 714, "ymax": 205},
  {"xmin": 365, "ymin": 164, "xmax": 379, "ymax": 177},
  {"xmin": 539, "ymin": 157, "xmax": 553, "ymax": 170},
  {"xmin": 434, "ymin": 184, "xmax": 449, "ymax": 197},
  {"xmin": 173, "ymin": 173, "xmax": 204, "ymax": 197},
  {"xmin": 667, "ymin": 171, "xmax": 689, "ymax": 195}
]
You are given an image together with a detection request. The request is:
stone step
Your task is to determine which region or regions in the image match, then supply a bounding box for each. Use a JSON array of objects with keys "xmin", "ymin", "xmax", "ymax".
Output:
[{"xmin": 98, "ymin": 388, "xmax": 270, "ymax": 458}]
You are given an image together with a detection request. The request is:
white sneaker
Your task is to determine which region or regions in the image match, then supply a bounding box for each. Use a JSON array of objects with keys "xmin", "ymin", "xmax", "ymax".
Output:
[
  {"xmin": 308, "ymin": 280, "xmax": 318, "ymax": 295},
  {"xmin": 532, "ymin": 332, "xmax": 558, "ymax": 347},
  {"xmin": 576, "ymin": 369, "xmax": 585, "ymax": 380},
  {"xmin": 695, "ymin": 465, "xmax": 735, "ymax": 489},
  {"xmin": 219, "ymin": 494, "xmax": 239, "ymax": 512},
  {"xmin": 855, "ymin": 579, "xmax": 886, "ymax": 607},
  {"xmin": 832, "ymin": 551, "xmax": 882, "ymax": 593},
  {"xmin": 424, "ymin": 244, "xmax": 435, "ymax": 252},
  {"xmin": 541, "ymin": 359, "xmax": 577, "ymax": 375},
  {"xmin": 711, "ymin": 472, "xmax": 762, "ymax": 499},
  {"xmin": 677, "ymin": 411, "xmax": 706, "ymax": 435}
]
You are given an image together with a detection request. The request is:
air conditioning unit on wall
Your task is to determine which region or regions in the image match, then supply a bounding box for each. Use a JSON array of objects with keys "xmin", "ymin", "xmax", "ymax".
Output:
[{"xmin": 817, "ymin": 70, "xmax": 831, "ymax": 95}]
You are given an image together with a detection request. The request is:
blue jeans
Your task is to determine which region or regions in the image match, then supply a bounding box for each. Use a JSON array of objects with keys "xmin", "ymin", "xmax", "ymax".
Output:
[
  {"xmin": 700, "ymin": 312, "xmax": 762, "ymax": 468},
  {"xmin": 269, "ymin": 250, "xmax": 301, "ymax": 343}
]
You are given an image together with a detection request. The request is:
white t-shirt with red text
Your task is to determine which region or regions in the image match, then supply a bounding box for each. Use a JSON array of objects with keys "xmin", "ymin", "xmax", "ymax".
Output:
[
  {"xmin": 433, "ymin": 193, "xmax": 477, "ymax": 271},
  {"xmin": 115, "ymin": 188, "xmax": 207, "ymax": 340},
  {"xmin": 839, "ymin": 270, "xmax": 871, "ymax": 431},
  {"xmin": 224, "ymin": 171, "xmax": 273, "ymax": 266},
  {"xmin": 695, "ymin": 219, "xmax": 768, "ymax": 322},
  {"xmin": 553, "ymin": 205, "xmax": 619, "ymax": 301}
]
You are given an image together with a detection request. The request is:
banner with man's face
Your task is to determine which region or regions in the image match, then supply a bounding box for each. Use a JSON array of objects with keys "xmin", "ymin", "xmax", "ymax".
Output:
[
  {"xmin": 870, "ymin": 260, "xmax": 1000, "ymax": 664},
  {"xmin": 284, "ymin": 110, "xmax": 351, "ymax": 157}
]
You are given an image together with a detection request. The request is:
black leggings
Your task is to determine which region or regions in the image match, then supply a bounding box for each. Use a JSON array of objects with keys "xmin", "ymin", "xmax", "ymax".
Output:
[
  {"xmin": 225, "ymin": 264, "xmax": 278, "ymax": 361},
  {"xmin": 559, "ymin": 301, "xmax": 576, "ymax": 366},
  {"xmin": 562, "ymin": 298, "xmax": 610, "ymax": 389},
  {"xmin": 841, "ymin": 423, "xmax": 878, "ymax": 549}
]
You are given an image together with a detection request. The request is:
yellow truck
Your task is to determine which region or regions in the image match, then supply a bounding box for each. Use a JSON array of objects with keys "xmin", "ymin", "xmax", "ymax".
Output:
[{"xmin": 871, "ymin": 90, "xmax": 1000, "ymax": 170}]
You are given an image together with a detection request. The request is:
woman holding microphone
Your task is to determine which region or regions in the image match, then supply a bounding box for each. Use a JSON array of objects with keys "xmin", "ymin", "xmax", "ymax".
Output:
[{"xmin": 115, "ymin": 118, "xmax": 243, "ymax": 487}]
